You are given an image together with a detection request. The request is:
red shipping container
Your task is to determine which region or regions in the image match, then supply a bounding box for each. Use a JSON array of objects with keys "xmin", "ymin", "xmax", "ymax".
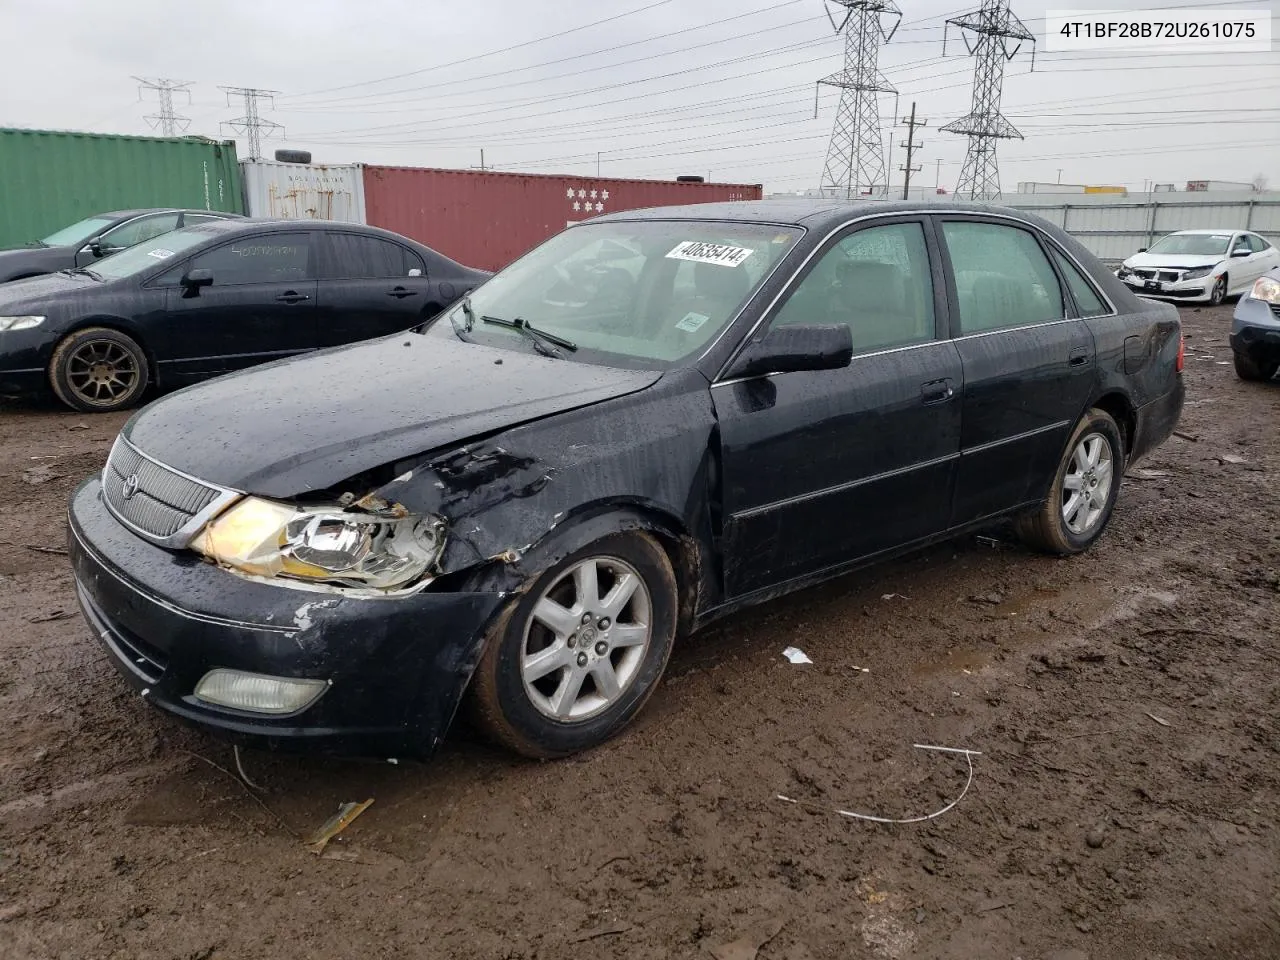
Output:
[{"xmin": 362, "ymin": 166, "xmax": 763, "ymax": 272}]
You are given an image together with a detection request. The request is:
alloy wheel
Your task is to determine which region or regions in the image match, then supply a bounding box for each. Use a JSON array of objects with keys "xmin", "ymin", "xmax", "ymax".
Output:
[
  {"xmin": 65, "ymin": 340, "xmax": 140, "ymax": 406},
  {"xmin": 1061, "ymin": 432, "xmax": 1114, "ymax": 535},
  {"xmin": 520, "ymin": 555, "xmax": 652, "ymax": 721}
]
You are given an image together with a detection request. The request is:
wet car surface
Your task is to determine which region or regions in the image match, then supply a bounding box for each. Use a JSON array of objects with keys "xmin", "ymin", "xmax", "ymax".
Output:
[{"xmin": 65, "ymin": 199, "xmax": 1184, "ymax": 760}]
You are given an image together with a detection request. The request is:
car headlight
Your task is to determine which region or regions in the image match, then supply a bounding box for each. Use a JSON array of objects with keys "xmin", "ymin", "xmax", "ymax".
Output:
[
  {"xmin": 1181, "ymin": 266, "xmax": 1215, "ymax": 281},
  {"xmin": 190, "ymin": 496, "xmax": 446, "ymax": 590},
  {"xmin": 0, "ymin": 315, "xmax": 45, "ymax": 331},
  {"xmin": 1247, "ymin": 275, "xmax": 1280, "ymax": 304},
  {"xmin": 1116, "ymin": 265, "xmax": 1133, "ymax": 279}
]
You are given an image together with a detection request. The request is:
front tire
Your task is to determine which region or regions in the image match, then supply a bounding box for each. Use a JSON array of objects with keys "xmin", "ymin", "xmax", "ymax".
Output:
[
  {"xmin": 1233, "ymin": 351, "xmax": 1279, "ymax": 382},
  {"xmin": 1016, "ymin": 409, "xmax": 1124, "ymax": 555},
  {"xmin": 470, "ymin": 532, "xmax": 677, "ymax": 759},
  {"xmin": 49, "ymin": 327, "xmax": 149, "ymax": 413},
  {"xmin": 1208, "ymin": 275, "xmax": 1227, "ymax": 306}
]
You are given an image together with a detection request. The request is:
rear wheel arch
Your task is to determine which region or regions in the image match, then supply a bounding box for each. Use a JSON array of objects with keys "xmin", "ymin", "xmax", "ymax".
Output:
[{"xmin": 1090, "ymin": 390, "xmax": 1137, "ymax": 455}]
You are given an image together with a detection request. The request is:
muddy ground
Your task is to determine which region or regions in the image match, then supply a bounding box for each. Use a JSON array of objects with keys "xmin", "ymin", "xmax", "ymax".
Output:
[{"xmin": 0, "ymin": 303, "xmax": 1276, "ymax": 960}]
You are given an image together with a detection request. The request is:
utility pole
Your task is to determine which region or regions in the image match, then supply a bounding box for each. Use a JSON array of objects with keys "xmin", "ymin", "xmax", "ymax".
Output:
[
  {"xmin": 898, "ymin": 101, "xmax": 926, "ymax": 200},
  {"xmin": 816, "ymin": 0, "xmax": 902, "ymax": 199},
  {"xmin": 935, "ymin": 157, "xmax": 942, "ymax": 191},
  {"xmin": 219, "ymin": 87, "xmax": 283, "ymax": 161},
  {"xmin": 1057, "ymin": 168, "xmax": 1063, "ymax": 183},
  {"xmin": 940, "ymin": 0, "xmax": 1035, "ymax": 200},
  {"xmin": 134, "ymin": 78, "xmax": 193, "ymax": 137}
]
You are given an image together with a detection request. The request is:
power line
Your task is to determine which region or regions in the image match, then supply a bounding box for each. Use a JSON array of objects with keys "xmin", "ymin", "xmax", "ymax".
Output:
[
  {"xmin": 219, "ymin": 87, "xmax": 283, "ymax": 161},
  {"xmin": 134, "ymin": 77, "xmax": 193, "ymax": 137}
]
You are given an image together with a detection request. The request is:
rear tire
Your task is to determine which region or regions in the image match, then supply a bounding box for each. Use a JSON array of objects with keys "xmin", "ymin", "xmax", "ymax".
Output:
[
  {"xmin": 470, "ymin": 531, "xmax": 677, "ymax": 759},
  {"xmin": 1016, "ymin": 409, "xmax": 1124, "ymax": 555},
  {"xmin": 1233, "ymin": 351, "xmax": 1278, "ymax": 382},
  {"xmin": 49, "ymin": 327, "xmax": 149, "ymax": 413}
]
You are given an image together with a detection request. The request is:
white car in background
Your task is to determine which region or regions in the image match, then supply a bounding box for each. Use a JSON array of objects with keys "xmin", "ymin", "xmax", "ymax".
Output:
[{"xmin": 1116, "ymin": 229, "xmax": 1280, "ymax": 306}]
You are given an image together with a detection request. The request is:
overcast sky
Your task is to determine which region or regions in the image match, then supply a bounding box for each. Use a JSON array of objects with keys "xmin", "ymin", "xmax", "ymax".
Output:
[{"xmin": 1, "ymin": 0, "xmax": 1277, "ymax": 194}]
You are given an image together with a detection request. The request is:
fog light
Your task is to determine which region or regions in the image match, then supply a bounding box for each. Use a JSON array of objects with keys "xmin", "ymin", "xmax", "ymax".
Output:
[{"xmin": 193, "ymin": 669, "xmax": 329, "ymax": 715}]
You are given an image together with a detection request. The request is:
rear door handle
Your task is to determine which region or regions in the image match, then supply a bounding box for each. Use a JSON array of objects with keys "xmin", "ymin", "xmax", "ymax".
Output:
[
  {"xmin": 387, "ymin": 286, "xmax": 418, "ymax": 299},
  {"xmin": 275, "ymin": 291, "xmax": 310, "ymax": 304},
  {"xmin": 1069, "ymin": 345, "xmax": 1090, "ymax": 366},
  {"xmin": 921, "ymin": 378, "xmax": 955, "ymax": 405}
]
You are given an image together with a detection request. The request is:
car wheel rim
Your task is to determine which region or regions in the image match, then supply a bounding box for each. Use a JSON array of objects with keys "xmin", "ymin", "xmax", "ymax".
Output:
[
  {"xmin": 1061, "ymin": 432, "xmax": 1114, "ymax": 536},
  {"xmin": 66, "ymin": 340, "xmax": 139, "ymax": 405},
  {"xmin": 520, "ymin": 555, "xmax": 652, "ymax": 722},
  {"xmin": 1212, "ymin": 279, "xmax": 1225, "ymax": 303}
]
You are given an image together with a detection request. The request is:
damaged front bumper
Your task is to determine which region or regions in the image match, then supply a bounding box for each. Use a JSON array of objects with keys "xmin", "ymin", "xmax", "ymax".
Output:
[{"xmin": 67, "ymin": 478, "xmax": 505, "ymax": 759}]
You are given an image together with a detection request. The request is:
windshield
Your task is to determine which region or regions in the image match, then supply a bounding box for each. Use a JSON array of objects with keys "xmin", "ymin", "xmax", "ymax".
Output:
[
  {"xmin": 437, "ymin": 220, "xmax": 803, "ymax": 368},
  {"xmin": 90, "ymin": 228, "xmax": 214, "ymax": 280},
  {"xmin": 40, "ymin": 216, "xmax": 117, "ymax": 248},
  {"xmin": 1145, "ymin": 233, "xmax": 1232, "ymax": 256}
]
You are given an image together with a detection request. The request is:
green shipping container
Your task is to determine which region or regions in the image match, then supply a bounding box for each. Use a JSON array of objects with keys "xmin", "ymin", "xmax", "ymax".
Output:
[{"xmin": 0, "ymin": 128, "xmax": 244, "ymax": 248}]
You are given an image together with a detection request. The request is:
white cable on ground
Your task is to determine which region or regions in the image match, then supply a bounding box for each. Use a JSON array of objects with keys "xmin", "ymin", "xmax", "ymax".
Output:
[
  {"xmin": 776, "ymin": 744, "xmax": 982, "ymax": 825},
  {"xmin": 233, "ymin": 745, "xmax": 265, "ymax": 791}
]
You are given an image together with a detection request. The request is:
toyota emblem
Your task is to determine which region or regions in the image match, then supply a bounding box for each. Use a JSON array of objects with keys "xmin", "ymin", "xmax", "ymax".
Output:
[{"xmin": 122, "ymin": 474, "xmax": 140, "ymax": 501}]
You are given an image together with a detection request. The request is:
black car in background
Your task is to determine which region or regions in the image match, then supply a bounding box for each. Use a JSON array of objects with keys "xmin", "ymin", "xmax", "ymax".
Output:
[
  {"xmin": 0, "ymin": 209, "xmax": 241, "ymax": 283},
  {"xmin": 0, "ymin": 219, "xmax": 489, "ymax": 411},
  {"xmin": 66, "ymin": 200, "xmax": 1184, "ymax": 761}
]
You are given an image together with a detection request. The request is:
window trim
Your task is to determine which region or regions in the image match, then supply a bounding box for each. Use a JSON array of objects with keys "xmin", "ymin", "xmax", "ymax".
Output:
[
  {"xmin": 178, "ymin": 230, "xmax": 316, "ymax": 287},
  {"xmin": 99, "ymin": 212, "xmax": 181, "ymax": 248},
  {"xmin": 318, "ymin": 231, "xmax": 426, "ymax": 281}
]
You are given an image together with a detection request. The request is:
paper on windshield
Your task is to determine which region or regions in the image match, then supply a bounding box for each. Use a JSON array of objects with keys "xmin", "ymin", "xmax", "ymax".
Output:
[
  {"xmin": 146, "ymin": 249, "xmax": 175, "ymax": 259},
  {"xmin": 666, "ymin": 241, "xmax": 754, "ymax": 268},
  {"xmin": 675, "ymin": 311, "xmax": 710, "ymax": 332}
]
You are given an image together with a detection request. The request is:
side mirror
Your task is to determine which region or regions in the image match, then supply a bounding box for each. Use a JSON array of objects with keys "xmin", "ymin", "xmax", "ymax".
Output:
[
  {"xmin": 726, "ymin": 324, "xmax": 853, "ymax": 380},
  {"xmin": 88, "ymin": 238, "xmax": 116, "ymax": 258},
  {"xmin": 1137, "ymin": 247, "xmax": 1147, "ymax": 253},
  {"xmin": 1231, "ymin": 248, "xmax": 1250, "ymax": 258},
  {"xmin": 182, "ymin": 268, "xmax": 214, "ymax": 289}
]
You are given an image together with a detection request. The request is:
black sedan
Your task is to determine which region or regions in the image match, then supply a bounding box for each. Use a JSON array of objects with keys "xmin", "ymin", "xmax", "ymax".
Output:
[
  {"xmin": 67, "ymin": 200, "xmax": 1184, "ymax": 760},
  {"xmin": 0, "ymin": 219, "xmax": 488, "ymax": 411},
  {"xmin": 0, "ymin": 208, "xmax": 241, "ymax": 283}
]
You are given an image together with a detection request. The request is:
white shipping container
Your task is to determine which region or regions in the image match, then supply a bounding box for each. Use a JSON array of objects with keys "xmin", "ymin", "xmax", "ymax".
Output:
[{"xmin": 240, "ymin": 160, "xmax": 366, "ymax": 223}]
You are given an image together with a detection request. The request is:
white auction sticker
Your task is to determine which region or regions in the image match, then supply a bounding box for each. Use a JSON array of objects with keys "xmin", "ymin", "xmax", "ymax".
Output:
[
  {"xmin": 146, "ymin": 248, "xmax": 175, "ymax": 259},
  {"xmin": 1045, "ymin": 9, "xmax": 1271, "ymax": 51},
  {"xmin": 675, "ymin": 311, "xmax": 710, "ymax": 333},
  {"xmin": 666, "ymin": 241, "xmax": 754, "ymax": 268}
]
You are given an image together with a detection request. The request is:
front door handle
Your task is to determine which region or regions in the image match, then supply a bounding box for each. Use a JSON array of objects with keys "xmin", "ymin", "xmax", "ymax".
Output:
[
  {"xmin": 275, "ymin": 291, "xmax": 310, "ymax": 304},
  {"xmin": 387, "ymin": 286, "xmax": 418, "ymax": 299},
  {"xmin": 921, "ymin": 378, "xmax": 955, "ymax": 405},
  {"xmin": 1069, "ymin": 345, "xmax": 1090, "ymax": 366}
]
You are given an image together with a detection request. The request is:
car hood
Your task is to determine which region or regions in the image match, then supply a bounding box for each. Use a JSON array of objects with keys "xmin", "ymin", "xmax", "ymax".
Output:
[
  {"xmin": 1124, "ymin": 253, "xmax": 1224, "ymax": 270},
  {"xmin": 123, "ymin": 332, "xmax": 665, "ymax": 498},
  {"xmin": 0, "ymin": 245, "xmax": 71, "ymax": 282},
  {"xmin": 0, "ymin": 269, "xmax": 99, "ymax": 305}
]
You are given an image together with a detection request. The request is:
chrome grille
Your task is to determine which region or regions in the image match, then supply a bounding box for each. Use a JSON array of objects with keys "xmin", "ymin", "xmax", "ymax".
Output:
[{"xmin": 101, "ymin": 437, "xmax": 233, "ymax": 545}]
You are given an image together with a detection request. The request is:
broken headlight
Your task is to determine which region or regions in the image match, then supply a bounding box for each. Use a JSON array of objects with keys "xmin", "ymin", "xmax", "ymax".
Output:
[
  {"xmin": 1248, "ymin": 275, "xmax": 1280, "ymax": 304},
  {"xmin": 190, "ymin": 497, "xmax": 445, "ymax": 590}
]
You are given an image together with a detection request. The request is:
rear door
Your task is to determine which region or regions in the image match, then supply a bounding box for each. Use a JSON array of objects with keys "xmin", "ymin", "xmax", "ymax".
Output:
[
  {"xmin": 713, "ymin": 217, "xmax": 963, "ymax": 598},
  {"xmin": 159, "ymin": 231, "xmax": 317, "ymax": 381},
  {"xmin": 314, "ymin": 232, "xmax": 436, "ymax": 348},
  {"xmin": 935, "ymin": 217, "xmax": 1096, "ymax": 526}
]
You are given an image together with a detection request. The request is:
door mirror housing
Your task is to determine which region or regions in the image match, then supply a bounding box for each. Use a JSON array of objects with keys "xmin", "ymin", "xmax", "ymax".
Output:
[
  {"xmin": 1231, "ymin": 248, "xmax": 1250, "ymax": 258},
  {"xmin": 1136, "ymin": 247, "xmax": 1147, "ymax": 253},
  {"xmin": 182, "ymin": 268, "xmax": 214, "ymax": 289},
  {"xmin": 88, "ymin": 238, "xmax": 115, "ymax": 258},
  {"xmin": 726, "ymin": 324, "xmax": 854, "ymax": 380}
]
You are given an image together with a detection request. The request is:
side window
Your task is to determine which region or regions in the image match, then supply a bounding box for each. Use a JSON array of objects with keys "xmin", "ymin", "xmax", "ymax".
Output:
[
  {"xmin": 1050, "ymin": 249, "xmax": 1109, "ymax": 318},
  {"xmin": 182, "ymin": 214, "xmax": 225, "ymax": 227},
  {"xmin": 101, "ymin": 213, "xmax": 180, "ymax": 249},
  {"xmin": 771, "ymin": 221, "xmax": 935, "ymax": 354},
  {"xmin": 325, "ymin": 233, "xmax": 420, "ymax": 279},
  {"xmin": 1248, "ymin": 234, "xmax": 1270, "ymax": 253},
  {"xmin": 188, "ymin": 233, "xmax": 310, "ymax": 285},
  {"xmin": 404, "ymin": 248, "xmax": 427, "ymax": 276},
  {"xmin": 941, "ymin": 221, "xmax": 1065, "ymax": 334},
  {"xmin": 1231, "ymin": 234, "xmax": 1250, "ymax": 255}
]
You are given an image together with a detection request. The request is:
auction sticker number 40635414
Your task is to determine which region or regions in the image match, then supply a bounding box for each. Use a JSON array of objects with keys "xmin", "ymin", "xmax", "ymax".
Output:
[{"xmin": 666, "ymin": 241, "xmax": 754, "ymax": 268}]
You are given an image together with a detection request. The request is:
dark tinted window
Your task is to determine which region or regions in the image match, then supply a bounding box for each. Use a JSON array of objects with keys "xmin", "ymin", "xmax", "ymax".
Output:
[
  {"xmin": 772, "ymin": 222, "xmax": 935, "ymax": 353},
  {"xmin": 1051, "ymin": 249, "xmax": 1108, "ymax": 317},
  {"xmin": 941, "ymin": 221, "xmax": 1064, "ymax": 334},
  {"xmin": 189, "ymin": 233, "xmax": 311, "ymax": 285},
  {"xmin": 324, "ymin": 233, "xmax": 420, "ymax": 279}
]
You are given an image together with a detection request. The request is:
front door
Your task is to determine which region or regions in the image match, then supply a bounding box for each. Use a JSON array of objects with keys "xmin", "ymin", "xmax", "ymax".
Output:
[
  {"xmin": 158, "ymin": 231, "xmax": 317, "ymax": 383},
  {"xmin": 315, "ymin": 232, "xmax": 436, "ymax": 348},
  {"xmin": 935, "ymin": 218, "xmax": 1097, "ymax": 525},
  {"xmin": 713, "ymin": 218, "xmax": 963, "ymax": 599}
]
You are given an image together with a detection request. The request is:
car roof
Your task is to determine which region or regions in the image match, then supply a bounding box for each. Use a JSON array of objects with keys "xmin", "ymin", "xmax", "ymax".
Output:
[
  {"xmin": 98, "ymin": 208, "xmax": 241, "ymax": 219},
  {"xmin": 194, "ymin": 218, "xmax": 426, "ymax": 242},
  {"xmin": 588, "ymin": 198, "xmax": 1060, "ymax": 231},
  {"xmin": 1166, "ymin": 228, "xmax": 1243, "ymax": 235}
]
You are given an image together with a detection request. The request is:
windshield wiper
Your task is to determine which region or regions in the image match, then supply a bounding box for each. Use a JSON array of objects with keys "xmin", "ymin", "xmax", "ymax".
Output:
[
  {"xmin": 76, "ymin": 267, "xmax": 105, "ymax": 281},
  {"xmin": 481, "ymin": 315, "xmax": 577, "ymax": 358},
  {"xmin": 440, "ymin": 295, "xmax": 476, "ymax": 341}
]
